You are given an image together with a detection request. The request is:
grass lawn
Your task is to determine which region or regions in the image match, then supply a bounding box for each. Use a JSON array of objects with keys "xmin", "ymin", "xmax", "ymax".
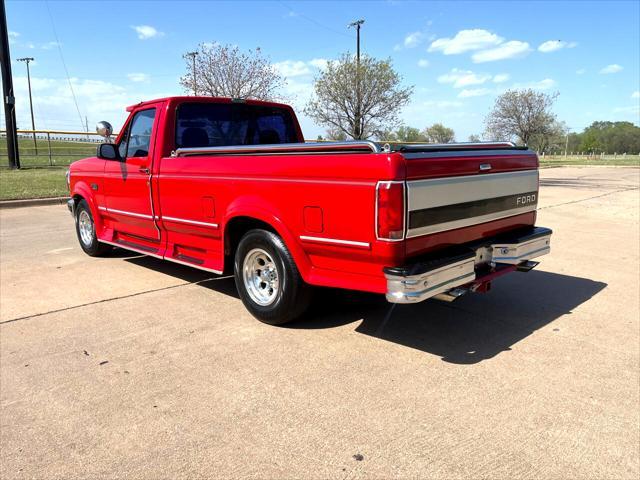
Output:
[
  {"xmin": 540, "ymin": 154, "xmax": 640, "ymax": 167},
  {"xmin": 0, "ymin": 168, "xmax": 69, "ymax": 200}
]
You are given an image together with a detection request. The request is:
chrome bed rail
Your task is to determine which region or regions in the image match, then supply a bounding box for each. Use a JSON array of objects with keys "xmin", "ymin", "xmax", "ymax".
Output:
[
  {"xmin": 173, "ymin": 141, "xmax": 382, "ymax": 157},
  {"xmin": 394, "ymin": 141, "xmax": 521, "ymax": 152}
]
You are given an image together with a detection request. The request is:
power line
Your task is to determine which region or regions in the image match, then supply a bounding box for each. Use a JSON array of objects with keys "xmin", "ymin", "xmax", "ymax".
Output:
[
  {"xmin": 278, "ymin": 1, "xmax": 354, "ymax": 39},
  {"xmin": 44, "ymin": 0, "xmax": 85, "ymax": 132}
]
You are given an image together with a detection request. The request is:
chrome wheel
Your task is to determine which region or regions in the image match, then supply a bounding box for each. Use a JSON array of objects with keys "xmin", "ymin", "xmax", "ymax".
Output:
[
  {"xmin": 242, "ymin": 248, "xmax": 279, "ymax": 306},
  {"xmin": 78, "ymin": 210, "xmax": 94, "ymax": 247}
]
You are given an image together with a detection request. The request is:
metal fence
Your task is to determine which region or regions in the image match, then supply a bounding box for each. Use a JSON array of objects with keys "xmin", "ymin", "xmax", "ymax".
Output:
[{"xmin": 0, "ymin": 130, "xmax": 118, "ymax": 168}]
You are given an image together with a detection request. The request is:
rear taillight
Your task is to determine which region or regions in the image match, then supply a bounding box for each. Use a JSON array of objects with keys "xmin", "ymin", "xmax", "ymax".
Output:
[{"xmin": 376, "ymin": 181, "xmax": 405, "ymax": 241}]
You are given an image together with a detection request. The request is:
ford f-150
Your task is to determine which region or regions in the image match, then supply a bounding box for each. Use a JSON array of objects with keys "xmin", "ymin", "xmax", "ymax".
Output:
[{"xmin": 67, "ymin": 96, "xmax": 552, "ymax": 324}]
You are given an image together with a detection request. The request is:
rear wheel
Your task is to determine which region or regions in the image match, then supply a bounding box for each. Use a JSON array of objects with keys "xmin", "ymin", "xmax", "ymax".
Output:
[
  {"xmin": 75, "ymin": 199, "xmax": 111, "ymax": 257},
  {"xmin": 234, "ymin": 229, "xmax": 310, "ymax": 325}
]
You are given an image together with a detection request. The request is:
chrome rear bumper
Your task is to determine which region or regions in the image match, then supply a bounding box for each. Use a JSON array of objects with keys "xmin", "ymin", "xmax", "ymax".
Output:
[{"xmin": 384, "ymin": 227, "xmax": 552, "ymax": 304}]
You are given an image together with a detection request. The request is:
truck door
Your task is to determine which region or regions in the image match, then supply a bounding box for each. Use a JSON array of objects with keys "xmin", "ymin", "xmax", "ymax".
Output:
[{"xmin": 103, "ymin": 106, "xmax": 161, "ymax": 252}]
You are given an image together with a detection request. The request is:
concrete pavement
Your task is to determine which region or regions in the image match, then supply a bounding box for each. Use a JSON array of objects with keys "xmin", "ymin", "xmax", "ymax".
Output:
[{"xmin": 1, "ymin": 167, "xmax": 638, "ymax": 479}]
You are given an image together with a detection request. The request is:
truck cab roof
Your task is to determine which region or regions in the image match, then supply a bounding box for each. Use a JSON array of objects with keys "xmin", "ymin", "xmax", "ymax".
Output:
[{"xmin": 125, "ymin": 96, "xmax": 293, "ymax": 112}]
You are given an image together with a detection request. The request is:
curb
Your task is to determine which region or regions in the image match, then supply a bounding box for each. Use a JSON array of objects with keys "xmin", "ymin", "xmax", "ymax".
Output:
[{"xmin": 0, "ymin": 197, "xmax": 68, "ymax": 210}]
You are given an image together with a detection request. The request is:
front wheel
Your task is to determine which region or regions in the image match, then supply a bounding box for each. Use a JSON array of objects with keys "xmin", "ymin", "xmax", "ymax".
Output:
[
  {"xmin": 234, "ymin": 229, "xmax": 310, "ymax": 325},
  {"xmin": 75, "ymin": 199, "xmax": 111, "ymax": 257}
]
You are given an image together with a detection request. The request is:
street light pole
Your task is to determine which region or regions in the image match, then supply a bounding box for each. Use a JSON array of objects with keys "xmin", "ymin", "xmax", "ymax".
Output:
[
  {"xmin": 348, "ymin": 19, "xmax": 364, "ymax": 139},
  {"xmin": 17, "ymin": 57, "xmax": 37, "ymax": 154},
  {"xmin": 185, "ymin": 51, "xmax": 198, "ymax": 96},
  {"xmin": 0, "ymin": 0, "xmax": 20, "ymax": 168}
]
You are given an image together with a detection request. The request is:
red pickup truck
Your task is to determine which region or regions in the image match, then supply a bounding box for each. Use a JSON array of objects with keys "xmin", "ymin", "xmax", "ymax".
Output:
[{"xmin": 67, "ymin": 96, "xmax": 552, "ymax": 324}]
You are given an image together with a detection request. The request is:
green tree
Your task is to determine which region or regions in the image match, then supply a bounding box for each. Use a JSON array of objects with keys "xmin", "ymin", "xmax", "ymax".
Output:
[
  {"xmin": 305, "ymin": 54, "xmax": 413, "ymax": 139},
  {"xmin": 424, "ymin": 123, "xmax": 455, "ymax": 143},
  {"xmin": 577, "ymin": 121, "xmax": 640, "ymax": 154},
  {"xmin": 395, "ymin": 126, "xmax": 428, "ymax": 142},
  {"xmin": 468, "ymin": 134, "xmax": 481, "ymax": 142},
  {"xmin": 529, "ymin": 120, "xmax": 568, "ymax": 153}
]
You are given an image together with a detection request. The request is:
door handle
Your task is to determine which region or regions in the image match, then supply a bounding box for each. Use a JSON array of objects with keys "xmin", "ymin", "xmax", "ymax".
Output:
[{"xmin": 139, "ymin": 167, "xmax": 150, "ymax": 174}]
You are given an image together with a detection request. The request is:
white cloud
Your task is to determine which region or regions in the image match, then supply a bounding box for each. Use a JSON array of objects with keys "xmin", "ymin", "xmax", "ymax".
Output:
[
  {"xmin": 309, "ymin": 58, "xmax": 328, "ymax": 70},
  {"xmin": 273, "ymin": 59, "xmax": 329, "ymax": 111},
  {"xmin": 438, "ymin": 68, "xmax": 492, "ymax": 88},
  {"xmin": 599, "ymin": 64, "xmax": 623, "ymax": 74},
  {"xmin": 8, "ymin": 31, "xmax": 20, "ymax": 46},
  {"xmin": 492, "ymin": 73, "xmax": 510, "ymax": 83},
  {"xmin": 612, "ymin": 105, "xmax": 640, "ymax": 116},
  {"xmin": 273, "ymin": 60, "xmax": 311, "ymax": 77},
  {"xmin": 417, "ymin": 59, "xmax": 430, "ymax": 68},
  {"xmin": 538, "ymin": 40, "xmax": 577, "ymax": 53},
  {"xmin": 421, "ymin": 100, "xmax": 464, "ymax": 109},
  {"xmin": 274, "ymin": 59, "xmax": 327, "ymax": 78},
  {"xmin": 576, "ymin": 68, "xmax": 586, "ymax": 75},
  {"xmin": 131, "ymin": 25, "xmax": 164, "ymax": 40},
  {"xmin": 512, "ymin": 78, "xmax": 556, "ymax": 90},
  {"xmin": 404, "ymin": 31, "xmax": 424, "ymax": 48},
  {"xmin": 472, "ymin": 41, "xmax": 531, "ymax": 63},
  {"xmin": 632, "ymin": 91, "xmax": 640, "ymax": 99},
  {"xmin": 40, "ymin": 41, "xmax": 60, "ymax": 50},
  {"xmin": 12, "ymin": 75, "xmax": 173, "ymax": 131},
  {"xmin": 127, "ymin": 73, "xmax": 150, "ymax": 83},
  {"xmin": 458, "ymin": 88, "xmax": 492, "ymax": 98},
  {"xmin": 428, "ymin": 29, "xmax": 503, "ymax": 54}
]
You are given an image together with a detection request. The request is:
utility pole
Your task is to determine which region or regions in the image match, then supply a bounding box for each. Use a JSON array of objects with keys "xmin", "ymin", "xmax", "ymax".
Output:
[
  {"xmin": 0, "ymin": 0, "xmax": 20, "ymax": 168},
  {"xmin": 185, "ymin": 51, "xmax": 198, "ymax": 96},
  {"xmin": 349, "ymin": 19, "xmax": 364, "ymax": 139},
  {"xmin": 17, "ymin": 56, "xmax": 37, "ymax": 154}
]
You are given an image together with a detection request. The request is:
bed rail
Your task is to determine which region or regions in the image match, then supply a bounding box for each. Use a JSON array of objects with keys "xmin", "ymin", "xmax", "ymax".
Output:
[
  {"xmin": 394, "ymin": 141, "xmax": 526, "ymax": 153},
  {"xmin": 173, "ymin": 141, "xmax": 382, "ymax": 157}
]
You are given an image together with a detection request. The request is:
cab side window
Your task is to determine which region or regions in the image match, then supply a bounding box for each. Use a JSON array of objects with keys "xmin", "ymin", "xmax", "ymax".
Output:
[{"xmin": 118, "ymin": 108, "xmax": 156, "ymax": 159}]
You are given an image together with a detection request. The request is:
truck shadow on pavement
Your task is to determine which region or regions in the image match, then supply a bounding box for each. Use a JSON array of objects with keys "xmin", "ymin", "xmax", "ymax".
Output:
[
  {"xmin": 296, "ymin": 270, "xmax": 607, "ymax": 364},
  {"xmin": 123, "ymin": 255, "xmax": 605, "ymax": 365}
]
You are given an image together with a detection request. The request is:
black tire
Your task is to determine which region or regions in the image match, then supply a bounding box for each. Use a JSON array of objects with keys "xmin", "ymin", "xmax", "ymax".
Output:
[
  {"xmin": 75, "ymin": 199, "xmax": 111, "ymax": 257},
  {"xmin": 234, "ymin": 229, "xmax": 311, "ymax": 325}
]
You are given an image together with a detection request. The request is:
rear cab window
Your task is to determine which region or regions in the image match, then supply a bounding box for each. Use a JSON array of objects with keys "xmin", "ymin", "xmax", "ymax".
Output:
[{"xmin": 175, "ymin": 102, "xmax": 298, "ymax": 149}]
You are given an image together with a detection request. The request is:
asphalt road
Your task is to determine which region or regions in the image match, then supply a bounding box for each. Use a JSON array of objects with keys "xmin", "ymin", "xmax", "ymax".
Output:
[{"xmin": 1, "ymin": 167, "xmax": 638, "ymax": 479}]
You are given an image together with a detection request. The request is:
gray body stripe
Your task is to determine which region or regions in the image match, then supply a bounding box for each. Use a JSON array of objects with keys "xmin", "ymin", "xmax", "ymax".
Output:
[{"xmin": 406, "ymin": 170, "xmax": 539, "ymax": 237}]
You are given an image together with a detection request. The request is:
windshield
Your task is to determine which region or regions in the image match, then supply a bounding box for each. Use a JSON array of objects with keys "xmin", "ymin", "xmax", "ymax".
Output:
[{"xmin": 175, "ymin": 102, "xmax": 298, "ymax": 149}]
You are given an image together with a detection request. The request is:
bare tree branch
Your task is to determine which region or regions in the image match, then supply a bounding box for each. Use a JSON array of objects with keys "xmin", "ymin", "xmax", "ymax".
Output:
[
  {"xmin": 484, "ymin": 89, "xmax": 559, "ymax": 149},
  {"xmin": 180, "ymin": 44, "xmax": 285, "ymax": 101}
]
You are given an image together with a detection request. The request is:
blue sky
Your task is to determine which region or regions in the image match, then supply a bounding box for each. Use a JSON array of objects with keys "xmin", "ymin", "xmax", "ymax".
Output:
[{"xmin": 5, "ymin": 0, "xmax": 640, "ymax": 140}]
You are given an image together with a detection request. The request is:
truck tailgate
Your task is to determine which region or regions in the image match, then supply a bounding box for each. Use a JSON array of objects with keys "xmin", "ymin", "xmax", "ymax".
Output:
[{"xmin": 400, "ymin": 146, "xmax": 539, "ymax": 257}]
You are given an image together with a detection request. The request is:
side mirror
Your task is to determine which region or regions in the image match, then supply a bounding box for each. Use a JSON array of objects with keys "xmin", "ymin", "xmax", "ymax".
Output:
[
  {"xmin": 96, "ymin": 121, "xmax": 113, "ymax": 142},
  {"xmin": 97, "ymin": 143, "xmax": 119, "ymax": 160}
]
